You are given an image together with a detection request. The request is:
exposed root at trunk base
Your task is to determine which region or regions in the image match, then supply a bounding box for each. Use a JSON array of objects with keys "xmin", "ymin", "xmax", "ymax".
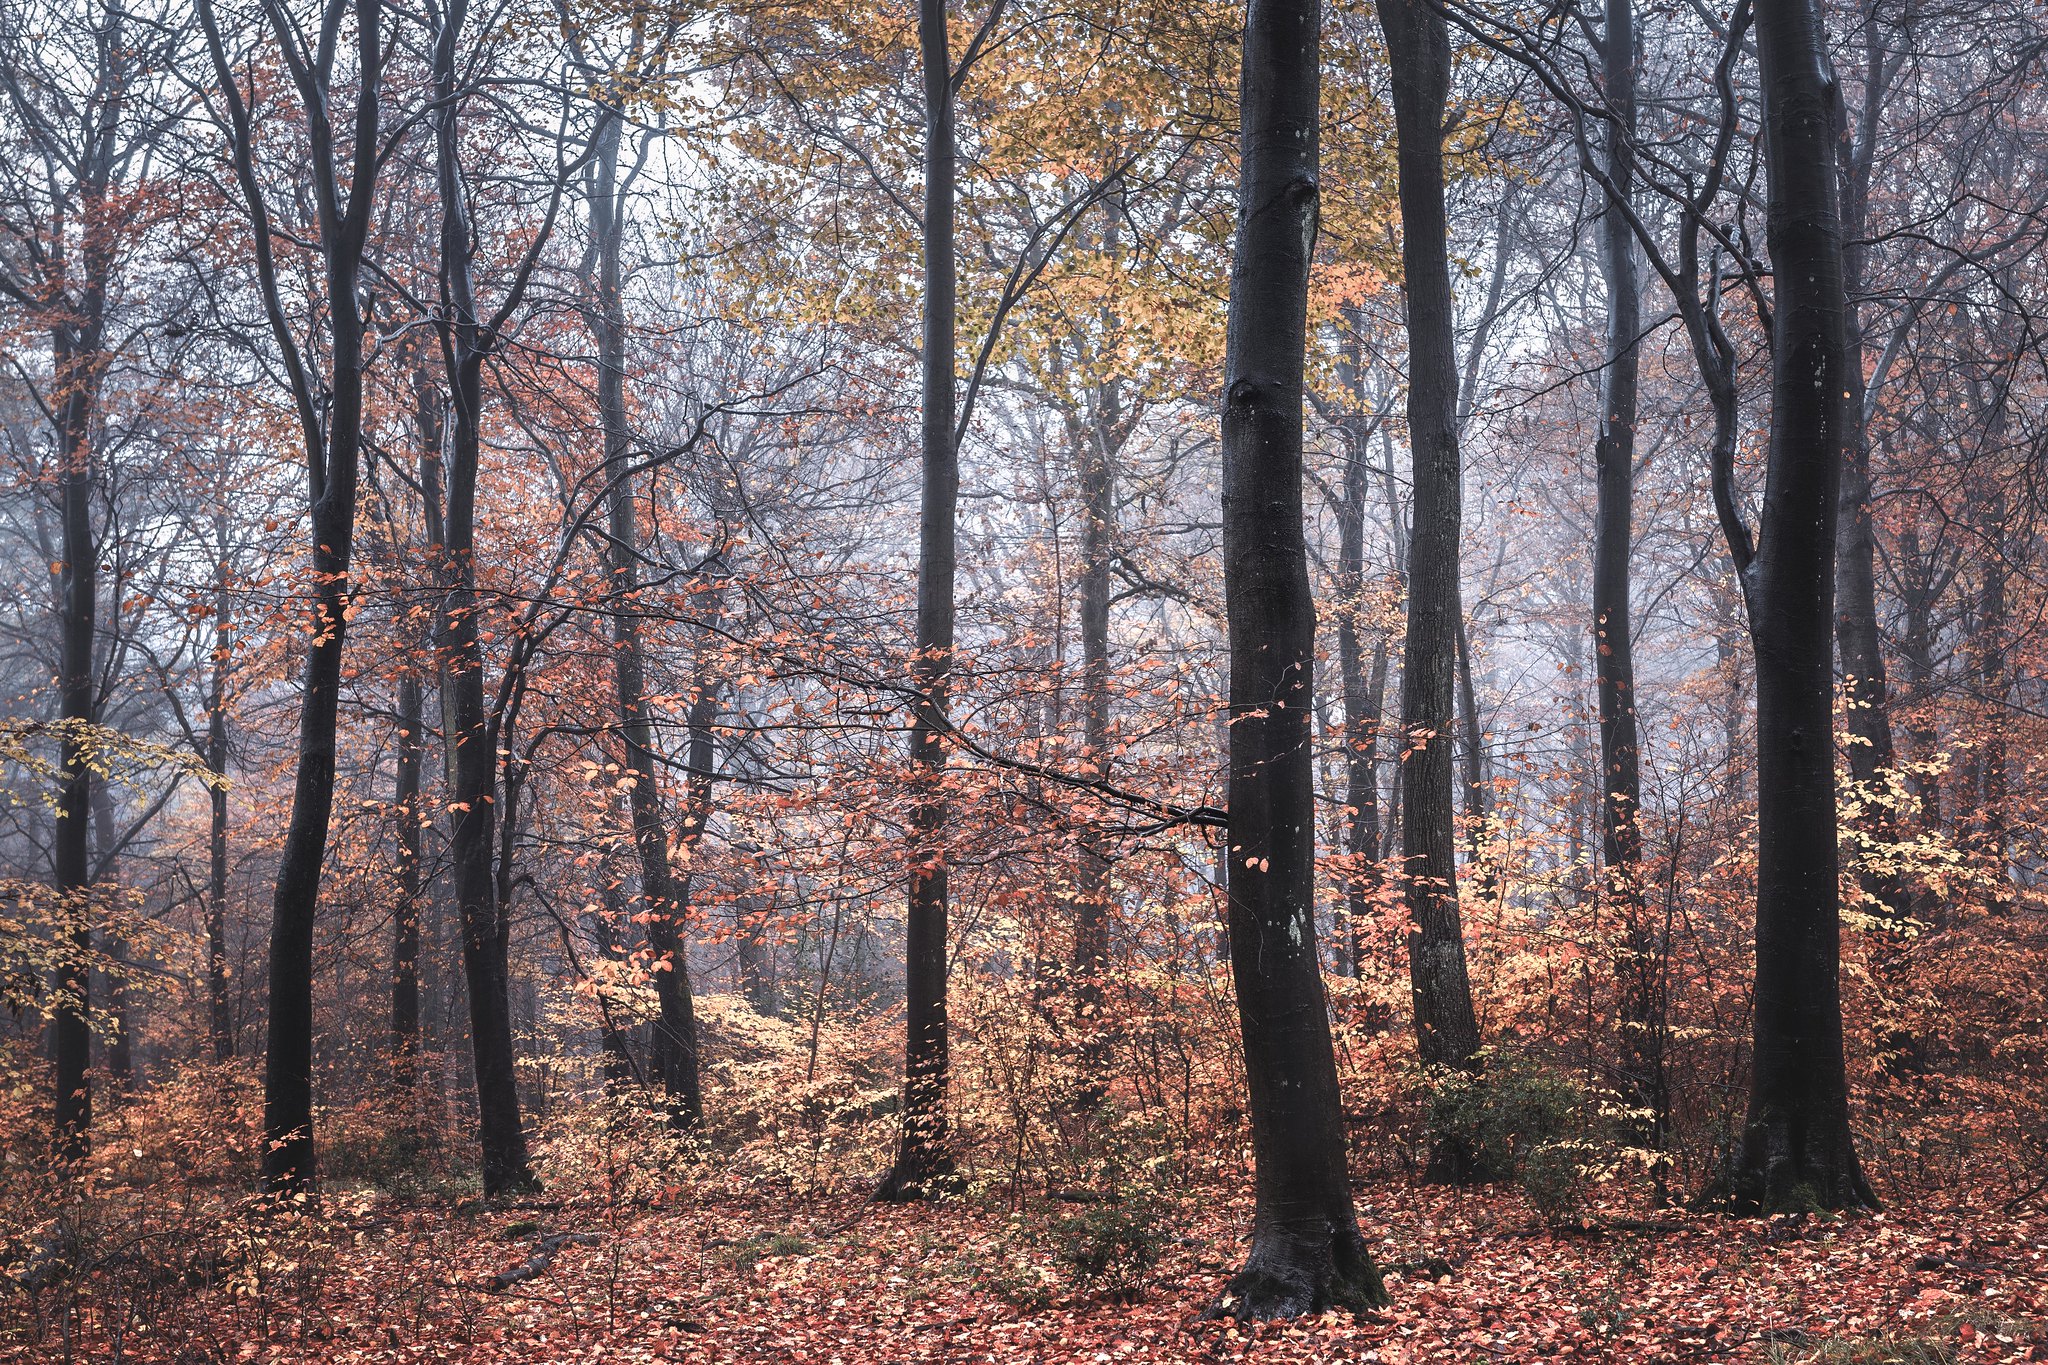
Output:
[
  {"xmin": 1203, "ymin": 1220, "xmax": 1389, "ymax": 1321},
  {"xmin": 875, "ymin": 1151, "xmax": 963, "ymax": 1203},
  {"xmin": 1708, "ymin": 1118, "xmax": 1881, "ymax": 1215}
]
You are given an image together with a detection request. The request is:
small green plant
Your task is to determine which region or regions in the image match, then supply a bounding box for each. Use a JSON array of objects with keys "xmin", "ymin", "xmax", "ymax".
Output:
[
  {"xmin": 1422, "ymin": 1049, "xmax": 1613, "ymax": 1221},
  {"xmin": 1047, "ymin": 1191, "xmax": 1169, "ymax": 1297}
]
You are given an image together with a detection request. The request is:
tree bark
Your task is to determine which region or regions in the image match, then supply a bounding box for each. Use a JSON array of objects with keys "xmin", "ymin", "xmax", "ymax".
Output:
[
  {"xmin": 207, "ymin": 513, "xmax": 234, "ymax": 1063},
  {"xmin": 45, "ymin": 0, "xmax": 126, "ymax": 1161},
  {"xmin": 1377, "ymin": 0, "xmax": 1483, "ymax": 1089},
  {"xmin": 1333, "ymin": 320, "xmax": 1386, "ymax": 981},
  {"xmin": 588, "ymin": 92, "xmax": 705, "ymax": 1129},
  {"xmin": 1590, "ymin": 0, "xmax": 1665, "ymax": 1153},
  {"xmin": 878, "ymin": 0, "xmax": 961, "ymax": 1201},
  {"xmin": 390, "ymin": 668, "xmax": 424, "ymax": 1087},
  {"xmin": 431, "ymin": 0, "xmax": 533, "ymax": 1195},
  {"xmin": 1208, "ymin": 0, "xmax": 1388, "ymax": 1319},
  {"xmin": 1070, "ymin": 383, "xmax": 1116, "ymax": 1076},
  {"xmin": 1729, "ymin": 0, "xmax": 1875, "ymax": 1212},
  {"xmin": 1834, "ymin": 0, "xmax": 1911, "ymax": 926},
  {"xmin": 195, "ymin": 0, "xmax": 390, "ymax": 1196}
]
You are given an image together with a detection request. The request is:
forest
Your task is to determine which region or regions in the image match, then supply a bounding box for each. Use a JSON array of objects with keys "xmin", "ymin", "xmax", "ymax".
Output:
[{"xmin": 2, "ymin": 0, "xmax": 2046, "ymax": 1357}]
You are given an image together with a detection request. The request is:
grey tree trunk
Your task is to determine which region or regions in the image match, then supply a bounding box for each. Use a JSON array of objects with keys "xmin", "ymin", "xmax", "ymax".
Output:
[
  {"xmin": 1209, "ymin": 0, "xmax": 1387, "ymax": 1319},
  {"xmin": 1377, "ymin": 0, "xmax": 1484, "ymax": 1094},
  {"xmin": 588, "ymin": 92, "xmax": 705, "ymax": 1128}
]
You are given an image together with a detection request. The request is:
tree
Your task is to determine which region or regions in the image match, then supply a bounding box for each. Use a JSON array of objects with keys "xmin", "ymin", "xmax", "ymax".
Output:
[
  {"xmin": 1588, "ymin": 0, "xmax": 1665, "ymax": 1153},
  {"xmin": 1727, "ymin": 0, "xmax": 1875, "ymax": 1211},
  {"xmin": 1376, "ymin": 0, "xmax": 1483, "ymax": 1093},
  {"xmin": 198, "ymin": 0, "xmax": 390, "ymax": 1194},
  {"xmin": 1210, "ymin": 0, "xmax": 1387, "ymax": 1319},
  {"xmin": 584, "ymin": 32, "xmax": 706, "ymax": 1131},
  {"xmin": 0, "ymin": 0, "xmax": 186, "ymax": 1160},
  {"xmin": 878, "ymin": 0, "xmax": 968, "ymax": 1201}
]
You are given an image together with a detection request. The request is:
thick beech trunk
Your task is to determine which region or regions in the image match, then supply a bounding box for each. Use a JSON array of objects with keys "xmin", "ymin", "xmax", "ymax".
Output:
[
  {"xmin": 1729, "ymin": 0, "xmax": 1875, "ymax": 1212},
  {"xmin": 1377, "ymin": 0, "xmax": 1483, "ymax": 1084},
  {"xmin": 589, "ymin": 99, "xmax": 705, "ymax": 1128},
  {"xmin": 1209, "ymin": 0, "xmax": 1387, "ymax": 1319},
  {"xmin": 1591, "ymin": 0, "xmax": 1665, "ymax": 1151},
  {"xmin": 879, "ymin": 0, "xmax": 961, "ymax": 1201}
]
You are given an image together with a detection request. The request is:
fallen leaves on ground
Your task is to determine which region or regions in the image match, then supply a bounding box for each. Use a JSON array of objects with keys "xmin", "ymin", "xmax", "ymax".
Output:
[{"xmin": 16, "ymin": 1177, "xmax": 2045, "ymax": 1363}]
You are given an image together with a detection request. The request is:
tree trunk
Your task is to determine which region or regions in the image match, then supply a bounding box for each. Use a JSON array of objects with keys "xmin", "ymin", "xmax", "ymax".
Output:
[
  {"xmin": 1728, "ymin": 0, "xmax": 1875, "ymax": 1212},
  {"xmin": 1334, "ymin": 324, "xmax": 1385, "ymax": 981},
  {"xmin": 878, "ymin": 0, "xmax": 961, "ymax": 1201},
  {"xmin": 1834, "ymin": 0, "xmax": 1911, "ymax": 927},
  {"xmin": 431, "ymin": 0, "xmax": 533, "ymax": 1195},
  {"xmin": 1455, "ymin": 615, "xmax": 1492, "ymax": 900},
  {"xmin": 207, "ymin": 513, "xmax": 234, "ymax": 1064},
  {"xmin": 1378, "ymin": 0, "xmax": 1483, "ymax": 1090},
  {"xmin": 51, "ymin": 311, "xmax": 98, "ymax": 1163},
  {"xmin": 202, "ymin": 0, "xmax": 392, "ymax": 1197},
  {"xmin": 589, "ymin": 95, "xmax": 705, "ymax": 1129},
  {"xmin": 92, "ymin": 783, "xmax": 131, "ymax": 1089},
  {"xmin": 1209, "ymin": 0, "xmax": 1387, "ymax": 1319},
  {"xmin": 1590, "ymin": 0, "xmax": 1665, "ymax": 1154},
  {"xmin": 1070, "ymin": 384, "xmax": 1116, "ymax": 1078},
  {"xmin": 391, "ymin": 668, "xmax": 424, "ymax": 1087}
]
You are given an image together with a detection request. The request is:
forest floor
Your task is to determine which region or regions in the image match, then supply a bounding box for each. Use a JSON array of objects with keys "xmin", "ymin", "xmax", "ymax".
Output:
[{"xmin": 10, "ymin": 1177, "xmax": 2047, "ymax": 1363}]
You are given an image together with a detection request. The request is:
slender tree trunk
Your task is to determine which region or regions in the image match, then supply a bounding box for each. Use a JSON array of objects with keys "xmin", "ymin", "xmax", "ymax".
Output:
[
  {"xmin": 431, "ymin": 0, "xmax": 532, "ymax": 1195},
  {"xmin": 1209, "ymin": 0, "xmax": 1387, "ymax": 1320},
  {"xmin": 1835, "ymin": 0, "xmax": 1911, "ymax": 928},
  {"xmin": 207, "ymin": 513, "xmax": 233, "ymax": 1063},
  {"xmin": 1590, "ymin": 0, "xmax": 1665, "ymax": 1154},
  {"xmin": 204, "ymin": 0, "xmax": 391, "ymax": 1197},
  {"xmin": 588, "ymin": 98, "xmax": 705, "ymax": 1129},
  {"xmin": 878, "ymin": 0, "xmax": 961, "ymax": 1200},
  {"xmin": 1455, "ymin": 615, "xmax": 1492, "ymax": 899},
  {"xmin": 1070, "ymin": 386, "xmax": 1116, "ymax": 1077},
  {"xmin": 1334, "ymin": 328, "xmax": 1384, "ymax": 981},
  {"xmin": 1729, "ymin": 0, "xmax": 1875, "ymax": 1212},
  {"xmin": 1378, "ymin": 0, "xmax": 1483, "ymax": 1095},
  {"xmin": 91, "ymin": 782, "xmax": 131, "ymax": 1089},
  {"xmin": 390, "ymin": 669, "xmax": 423, "ymax": 1086},
  {"xmin": 51, "ymin": 320, "xmax": 99, "ymax": 1161}
]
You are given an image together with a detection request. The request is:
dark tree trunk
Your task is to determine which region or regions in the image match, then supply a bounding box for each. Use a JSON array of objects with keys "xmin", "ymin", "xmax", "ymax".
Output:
[
  {"xmin": 390, "ymin": 668, "xmax": 424, "ymax": 1086},
  {"xmin": 207, "ymin": 514, "xmax": 234, "ymax": 1064},
  {"xmin": 51, "ymin": 312, "xmax": 99, "ymax": 1163},
  {"xmin": 44, "ymin": 4, "xmax": 125, "ymax": 1157},
  {"xmin": 1377, "ymin": 0, "xmax": 1483, "ymax": 1085},
  {"xmin": 1590, "ymin": 0, "xmax": 1665, "ymax": 1153},
  {"xmin": 878, "ymin": 0, "xmax": 961, "ymax": 1201},
  {"xmin": 1728, "ymin": 0, "xmax": 1875, "ymax": 1213},
  {"xmin": 431, "ymin": 0, "xmax": 532, "ymax": 1196},
  {"xmin": 195, "ymin": 0, "xmax": 390, "ymax": 1195},
  {"xmin": 1208, "ymin": 0, "xmax": 1388, "ymax": 1320},
  {"xmin": 588, "ymin": 95, "xmax": 705, "ymax": 1129}
]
